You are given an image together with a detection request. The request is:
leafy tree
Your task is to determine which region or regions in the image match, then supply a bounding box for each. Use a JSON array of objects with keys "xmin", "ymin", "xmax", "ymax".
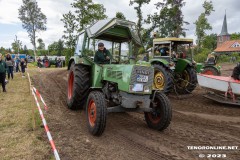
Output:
[
  {"xmin": 11, "ymin": 39, "xmax": 22, "ymax": 53},
  {"xmin": 37, "ymin": 38, "xmax": 45, "ymax": 50},
  {"xmin": 116, "ymin": 12, "xmax": 126, "ymax": 20},
  {"xmin": 194, "ymin": 0, "xmax": 214, "ymax": 49},
  {"xmin": 61, "ymin": 11, "xmax": 78, "ymax": 51},
  {"xmin": 231, "ymin": 32, "xmax": 240, "ymax": 40},
  {"xmin": 202, "ymin": 33, "xmax": 217, "ymax": 50},
  {"xmin": 146, "ymin": 0, "xmax": 189, "ymax": 38},
  {"xmin": 129, "ymin": 0, "xmax": 151, "ymax": 38},
  {"xmin": 18, "ymin": 0, "xmax": 47, "ymax": 60},
  {"xmin": 48, "ymin": 39, "xmax": 65, "ymax": 56},
  {"xmin": 61, "ymin": 0, "xmax": 107, "ymax": 56}
]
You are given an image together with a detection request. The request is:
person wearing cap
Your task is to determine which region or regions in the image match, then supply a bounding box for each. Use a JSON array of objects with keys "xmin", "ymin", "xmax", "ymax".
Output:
[
  {"xmin": 0, "ymin": 53, "xmax": 8, "ymax": 92},
  {"xmin": 94, "ymin": 42, "xmax": 111, "ymax": 64}
]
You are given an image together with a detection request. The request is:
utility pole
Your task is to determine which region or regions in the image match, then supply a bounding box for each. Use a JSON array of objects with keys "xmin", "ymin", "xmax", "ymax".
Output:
[{"xmin": 15, "ymin": 35, "xmax": 19, "ymax": 54}]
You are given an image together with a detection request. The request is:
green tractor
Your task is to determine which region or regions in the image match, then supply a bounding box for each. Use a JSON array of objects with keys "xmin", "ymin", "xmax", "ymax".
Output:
[
  {"xmin": 150, "ymin": 38, "xmax": 198, "ymax": 94},
  {"xmin": 67, "ymin": 18, "xmax": 172, "ymax": 136},
  {"xmin": 199, "ymin": 52, "xmax": 221, "ymax": 76}
]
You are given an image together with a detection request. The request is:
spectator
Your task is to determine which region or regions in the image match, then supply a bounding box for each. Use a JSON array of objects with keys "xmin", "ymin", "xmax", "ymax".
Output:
[
  {"xmin": 143, "ymin": 52, "xmax": 149, "ymax": 62},
  {"xmin": 15, "ymin": 57, "xmax": 20, "ymax": 72},
  {"xmin": 0, "ymin": 53, "xmax": 7, "ymax": 92},
  {"xmin": 5, "ymin": 53, "xmax": 14, "ymax": 80},
  {"xmin": 232, "ymin": 62, "xmax": 240, "ymax": 80},
  {"xmin": 37, "ymin": 57, "xmax": 42, "ymax": 68},
  {"xmin": 43, "ymin": 55, "xmax": 48, "ymax": 67},
  {"xmin": 20, "ymin": 58, "xmax": 27, "ymax": 77}
]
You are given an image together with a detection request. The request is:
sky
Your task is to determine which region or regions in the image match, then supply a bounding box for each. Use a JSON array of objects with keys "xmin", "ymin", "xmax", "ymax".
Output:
[{"xmin": 0, "ymin": 0, "xmax": 239, "ymax": 50}]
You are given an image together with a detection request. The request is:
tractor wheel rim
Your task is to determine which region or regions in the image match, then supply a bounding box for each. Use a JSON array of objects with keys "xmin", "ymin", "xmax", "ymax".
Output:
[
  {"xmin": 203, "ymin": 70, "xmax": 214, "ymax": 75},
  {"xmin": 45, "ymin": 61, "xmax": 49, "ymax": 67},
  {"xmin": 148, "ymin": 101, "xmax": 161, "ymax": 124},
  {"xmin": 154, "ymin": 72, "xmax": 165, "ymax": 90},
  {"xmin": 178, "ymin": 70, "xmax": 190, "ymax": 88},
  {"xmin": 88, "ymin": 99, "xmax": 97, "ymax": 127},
  {"xmin": 68, "ymin": 71, "xmax": 74, "ymax": 100}
]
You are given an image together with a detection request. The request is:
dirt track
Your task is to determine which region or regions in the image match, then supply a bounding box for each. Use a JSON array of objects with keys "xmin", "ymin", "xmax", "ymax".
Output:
[{"xmin": 32, "ymin": 64, "xmax": 240, "ymax": 160}]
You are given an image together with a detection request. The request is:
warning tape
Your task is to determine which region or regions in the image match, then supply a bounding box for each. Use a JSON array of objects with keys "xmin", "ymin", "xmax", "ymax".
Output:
[
  {"xmin": 32, "ymin": 88, "xmax": 60, "ymax": 160},
  {"xmin": 33, "ymin": 87, "xmax": 48, "ymax": 111}
]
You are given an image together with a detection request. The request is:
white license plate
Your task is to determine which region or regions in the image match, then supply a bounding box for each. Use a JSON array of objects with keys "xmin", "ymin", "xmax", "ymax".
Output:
[{"xmin": 137, "ymin": 75, "xmax": 148, "ymax": 82}]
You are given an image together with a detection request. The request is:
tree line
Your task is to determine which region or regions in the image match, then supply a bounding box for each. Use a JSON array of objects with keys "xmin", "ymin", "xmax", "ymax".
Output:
[{"xmin": 1, "ymin": 0, "xmax": 240, "ymax": 62}]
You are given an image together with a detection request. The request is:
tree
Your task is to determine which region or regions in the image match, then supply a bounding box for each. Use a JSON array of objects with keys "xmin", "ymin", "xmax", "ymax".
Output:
[
  {"xmin": 12, "ymin": 39, "xmax": 22, "ymax": 53},
  {"xmin": 231, "ymin": 32, "xmax": 240, "ymax": 40},
  {"xmin": 202, "ymin": 33, "xmax": 217, "ymax": 50},
  {"xmin": 61, "ymin": 0, "xmax": 107, "ymax": 55},
  {"xmin": 146, "ymin": 0, "xmax": 189, "ymax": 38},
  {"xmin": 116, "ymin": 12, "xmax": 126, "ymax": 20},
  {"xmin": 48, "ymin": 39, "xmax": 65, "ymax": 56},
  {"xmin": 129, "ymin": 0, "xmax": 151, "ymax": 38},
  {"xmin": 37, "ymin": 38, "xmax": 45, "ymax": 50},
  {"xmin": 194, "ymin": 0, "xmax": 214, "ymax": 49},
  {"xmin": 18, "ymin": 0, "xmax": 47, "ymax": 60}
]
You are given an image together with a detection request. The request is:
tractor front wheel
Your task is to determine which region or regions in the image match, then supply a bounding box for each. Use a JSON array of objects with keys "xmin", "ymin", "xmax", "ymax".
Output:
[
  {"xmin": 175, "ymin": 66, "xmax": 197, "ymax": 94},
  {"xmin": 202, "ymin": 66, "xmax": 221, "ymax": 76},
  {"xmin": 86, "ymin": 91, "xmax": 107, "ymax": 136},
  {"xmin": 153, "ymin": 64, "xmax": 173, "ymax": 94},
  {"xmin": 67, "ymin": 63, "xmax": 90, "ymax": 110},
  {"xmin": 144, "ymin": 92, "xmax": 172, "ymax": 131}
]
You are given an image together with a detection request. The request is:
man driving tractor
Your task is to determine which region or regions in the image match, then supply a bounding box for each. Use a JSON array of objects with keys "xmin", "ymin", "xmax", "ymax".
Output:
[{"xmin": 94, "ymin": 42, "xmax": 112, "ymax": 64}]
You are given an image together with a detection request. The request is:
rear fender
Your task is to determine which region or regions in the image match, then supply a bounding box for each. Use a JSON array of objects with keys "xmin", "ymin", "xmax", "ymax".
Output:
[
  {"xmin": 174, "ymin": 58, "xmax": 192, "ymax": 73},
  {"xmin": 150, "ymin": 59, "xmax": 169, "ymax": 68}
]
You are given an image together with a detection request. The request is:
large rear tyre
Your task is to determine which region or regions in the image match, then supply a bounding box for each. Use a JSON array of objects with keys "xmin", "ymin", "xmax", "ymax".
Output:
[
  {"xmin": 153, "ymin": 64, "xmax": 173, "ymax": 94},
  {"xmin": 175, "ymin": 66, "xmax": 197, "ymax": 94},
  {"xmin": 202, "ymin": 66, "xmax": 221, "ymax": 76},
  {"xmin": 67, "ymin": 62, "xmax": 90, "ymax": 110},
  {"xmin": 44, "ymin": 60, "xmax": 50, "ymax": 68},
  {"xmin": 144, "ymin": 92, "xmax": 172, "ymax": 131},
  {"xmin": 86, "ymin": 91, "xmax": 107, "ymax": 136}
]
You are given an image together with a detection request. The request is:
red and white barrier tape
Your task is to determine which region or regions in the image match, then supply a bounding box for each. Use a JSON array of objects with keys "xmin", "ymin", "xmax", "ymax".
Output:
[
  {"xmin": 33, "ymin": 87, "xmax": 48, "ymax": 111},
  {"xmin": 32, "ymin": 89, "xmax": 60, "ymax": 160}
]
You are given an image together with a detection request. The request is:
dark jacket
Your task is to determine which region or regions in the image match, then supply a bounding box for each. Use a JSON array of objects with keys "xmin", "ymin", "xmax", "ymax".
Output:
[
  {"xmin": 94, "ymin": 48, "xmax": 111, "ymax": 64},
  {"xmin": 0, "ymin": 60, "xmax": 8, "ymax": 73},
  {"xmin": 232, "ymin": 64, "xmax": 240, "ymax": 80}
]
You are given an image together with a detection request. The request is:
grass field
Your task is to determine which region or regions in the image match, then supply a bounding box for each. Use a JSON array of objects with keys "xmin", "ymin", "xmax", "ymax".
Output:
[{"xmin": 0, "ymin": 69, "xmax": 51, "ymax": 160}]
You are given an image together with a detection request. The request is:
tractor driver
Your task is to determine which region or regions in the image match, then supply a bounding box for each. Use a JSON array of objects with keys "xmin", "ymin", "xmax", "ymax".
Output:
[
  {"xmin": 94, "ymin": 42, "xmax": 112, "ymax": 64},
  {"xmin": 159, "ymin": 45, "xmax": 169, "ymax": 56}
]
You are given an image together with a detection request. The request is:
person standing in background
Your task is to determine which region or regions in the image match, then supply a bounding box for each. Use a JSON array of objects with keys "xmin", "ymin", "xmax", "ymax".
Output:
[
  {"xmin": 5, "ymin": 53, "xmax": 14, "ymax": 80},
  {"xmin": 0, "ymin": 53, "xmax": 7, "ymax": 92},
  {"xmin": 20, "ymin": 58, "xmax": 27, "ymax": 77}
]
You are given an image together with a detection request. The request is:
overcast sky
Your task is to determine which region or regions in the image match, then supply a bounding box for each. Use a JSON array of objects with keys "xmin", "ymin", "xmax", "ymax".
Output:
[{"xmin": 0, "ymin": 0, "xmax": 239, "ymax": 50}]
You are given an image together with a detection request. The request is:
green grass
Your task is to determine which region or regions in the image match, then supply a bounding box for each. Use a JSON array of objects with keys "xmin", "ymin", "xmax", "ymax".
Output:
[{"xmin": 0, "ymin": 70, "xmax": 51, "ymax": 160}]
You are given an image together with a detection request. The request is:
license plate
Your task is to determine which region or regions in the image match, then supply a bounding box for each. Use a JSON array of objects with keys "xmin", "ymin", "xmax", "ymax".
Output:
[{"xmin": 137, "ymin": 74, "xmax": 148, "ymax": 82}]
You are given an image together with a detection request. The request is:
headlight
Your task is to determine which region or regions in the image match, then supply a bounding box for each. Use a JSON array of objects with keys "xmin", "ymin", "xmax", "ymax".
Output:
[{"xmin": 129, "ymin": 83, "xmax": 143, "ymax": 92}]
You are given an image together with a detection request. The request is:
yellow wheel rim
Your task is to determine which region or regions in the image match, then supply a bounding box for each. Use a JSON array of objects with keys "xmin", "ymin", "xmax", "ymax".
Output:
[{"xmin": 154, "ymin": 72, "xmax": 165, "ymax": 90}]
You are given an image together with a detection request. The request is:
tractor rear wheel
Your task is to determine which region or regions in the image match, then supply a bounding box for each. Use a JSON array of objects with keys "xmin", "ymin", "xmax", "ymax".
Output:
[
  {"xmin": 86, "ymin": 91, "xmax": 107, "ymax": 136},
  {"xmin": 67, "ymin": 62, "xmax": 90, "ymax": 110},
  {"xmin": 153, "ymin": 64, "xmax": 173, "ymax": 94},
  {"xmin": 144, "ymin": 92, "xmax": 172, "ymax": 131},
  {"xmin": 202, "ymin": 66, "xmax": 221, "ymax": 76},
  {"xmin": 175, "ymin": 66, "xmax": 197, "ymax": 94},
  {"xmin": 44, "ymin": 60, "xmax": 50, "ymax": 68}
]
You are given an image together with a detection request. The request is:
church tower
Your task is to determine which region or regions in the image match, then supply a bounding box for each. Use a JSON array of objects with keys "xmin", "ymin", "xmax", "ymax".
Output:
[{"xmin": 217, "ymin": 12, "xmax": 230, "ymax": 47}]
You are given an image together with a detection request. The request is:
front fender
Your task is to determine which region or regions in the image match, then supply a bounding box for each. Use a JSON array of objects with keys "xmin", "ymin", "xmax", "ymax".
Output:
[{"xmin": 68, "ymin": 56, "xmax": 92, "ymax": 70}]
